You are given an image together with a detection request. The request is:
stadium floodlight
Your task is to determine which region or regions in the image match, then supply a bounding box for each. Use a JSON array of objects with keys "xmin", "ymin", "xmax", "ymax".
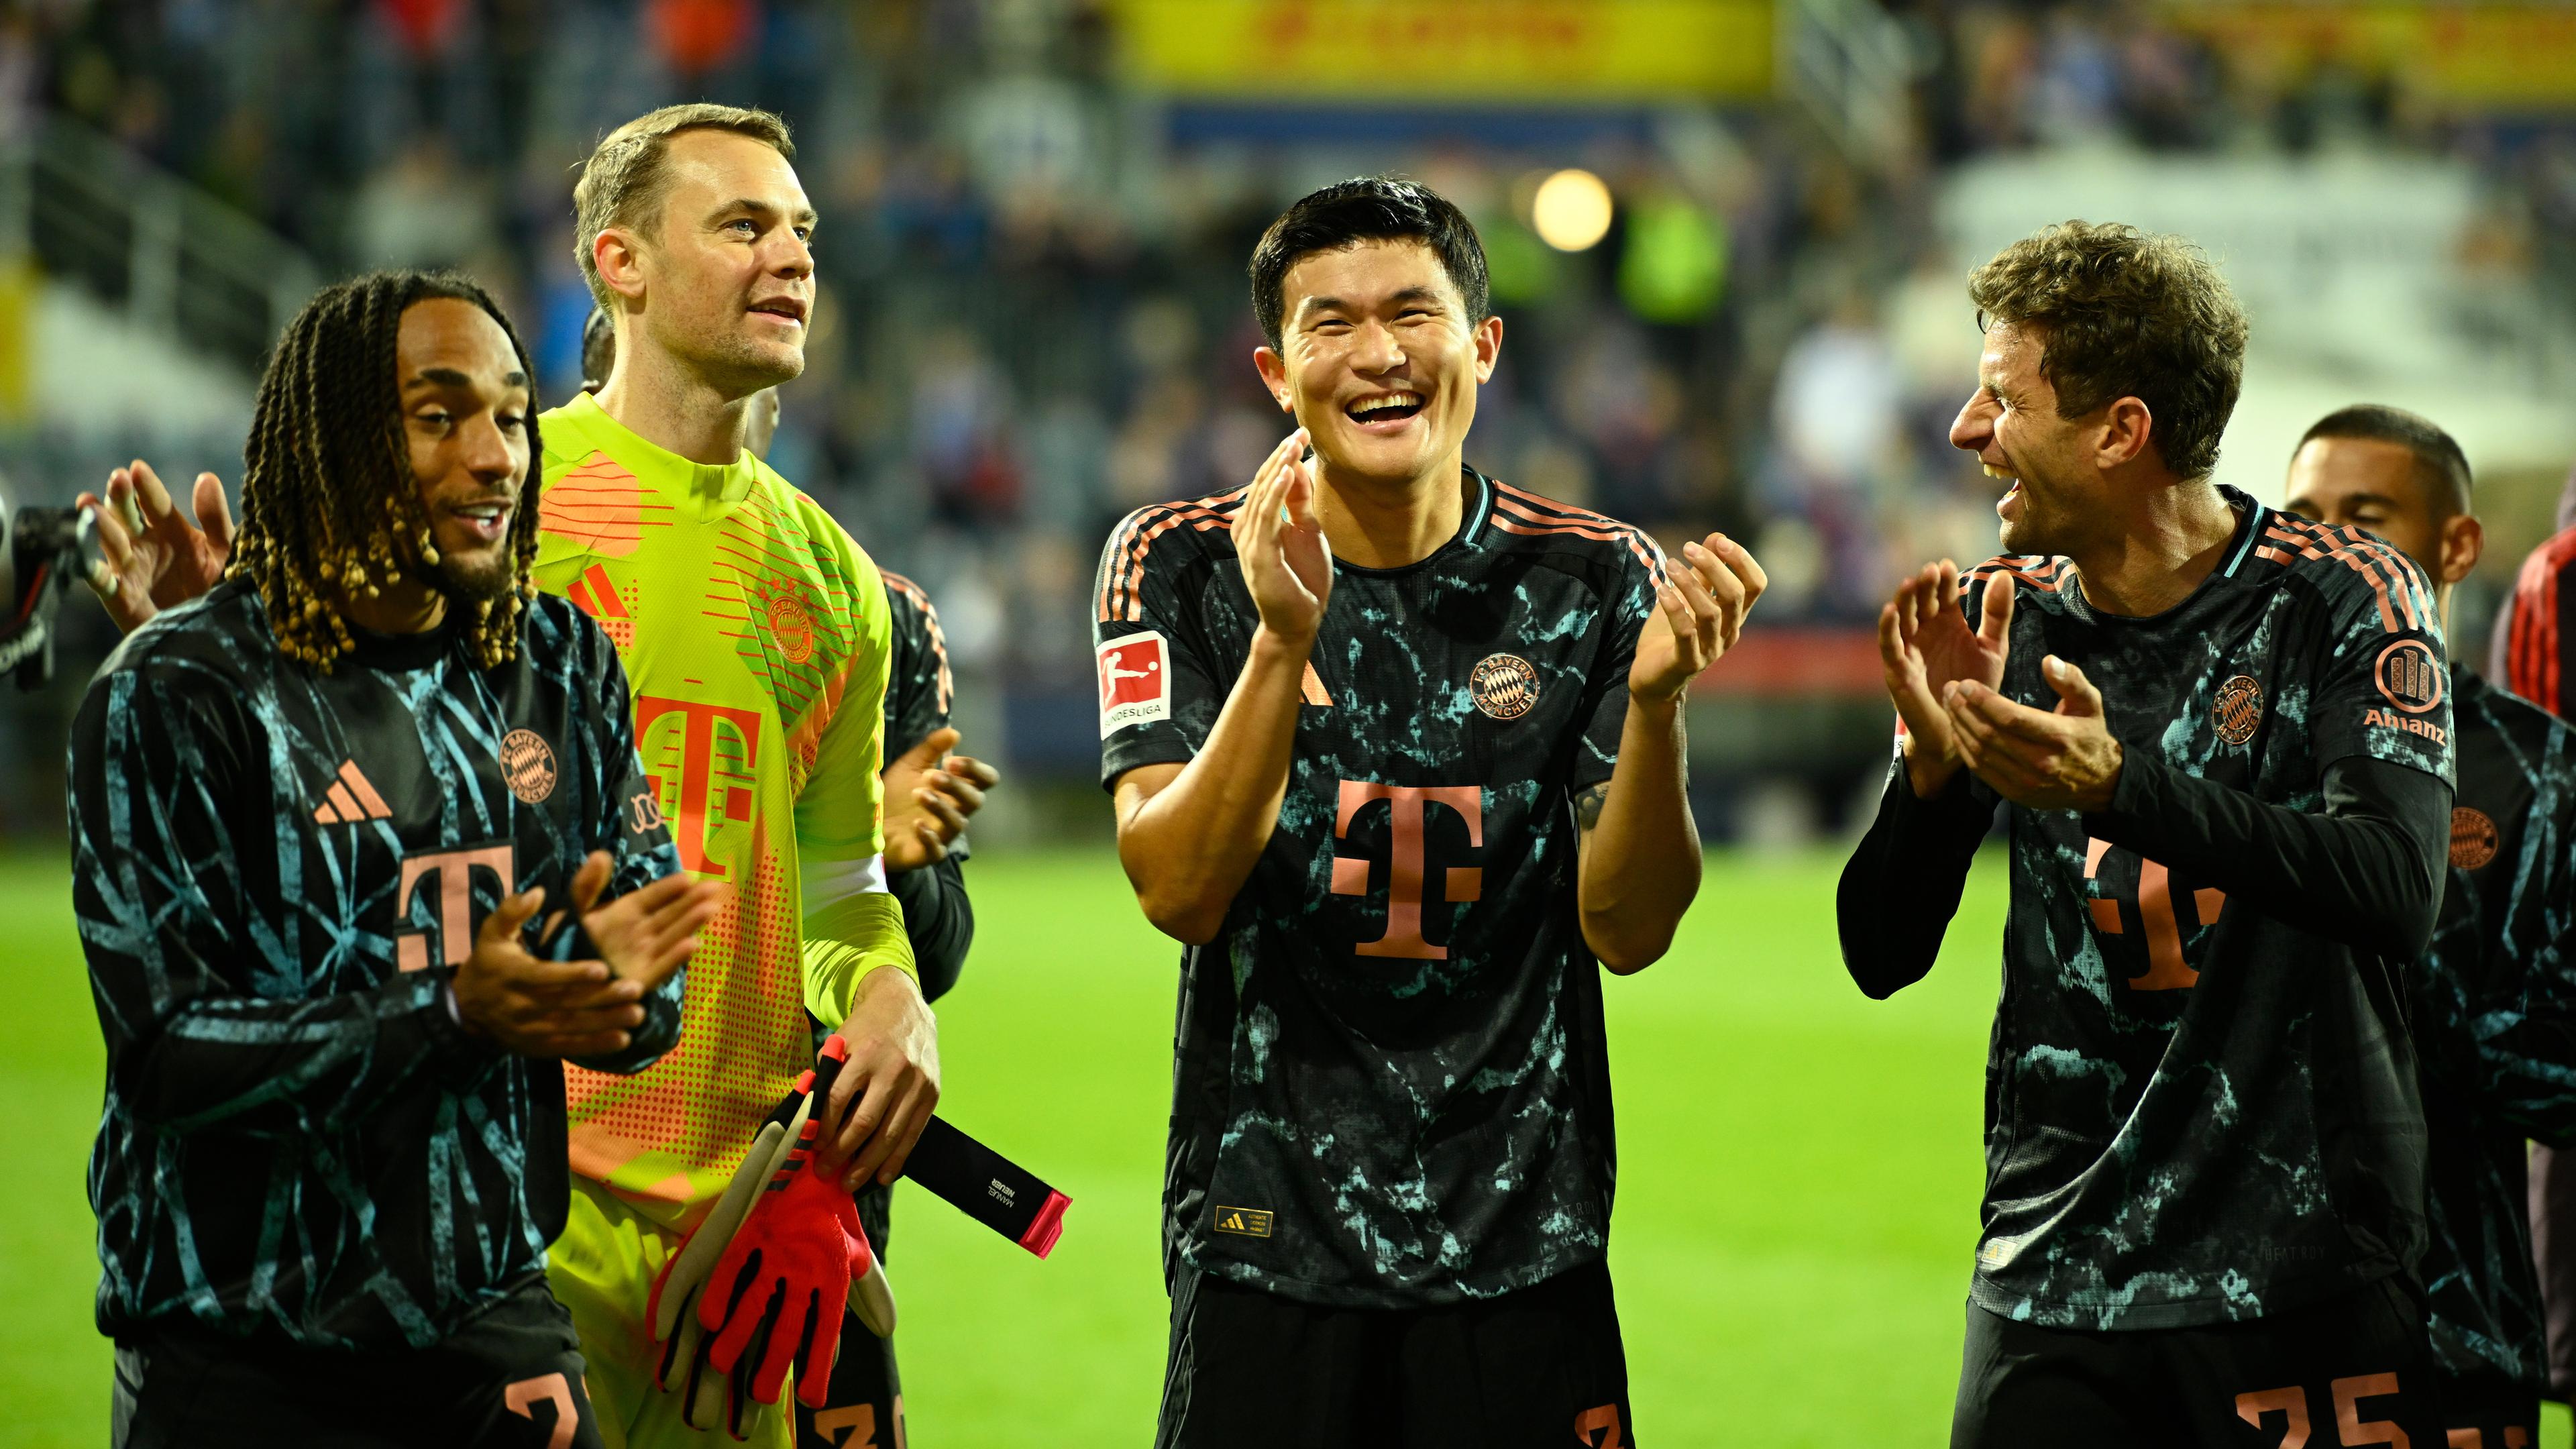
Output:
[{"xmin": 1532, "ymin": 168, "xmax": 1613, "ymax": 252}]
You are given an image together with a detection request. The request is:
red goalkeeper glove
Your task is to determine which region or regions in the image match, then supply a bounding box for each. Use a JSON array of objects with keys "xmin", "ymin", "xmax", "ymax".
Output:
[
  {"xmin": 698, "ymin": 1034, "xmax": 880, "ymax": 1409},
  {"xmin": 647, "ymin": 1070, "xmax": 814, "ymax": 1435}
]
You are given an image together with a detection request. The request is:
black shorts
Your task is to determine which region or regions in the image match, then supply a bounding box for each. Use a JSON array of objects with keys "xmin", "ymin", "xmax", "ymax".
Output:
[
  {"xmin": 1155, "ymin": 1259, "xmax": 1633, "ymax": 1449},
  {"xmin": 112, "ymin": 1273, "xmax": 601, "ymax": 1449},
  {"xmin": 2434, "ymin": 1371, "xmax": 2539, "ymax": 1448},
  {"xmin": 1953, "ymin": 1275, "xmax": 2445, "ymax": 1448},
  {"xmin": 791, "ymin": 1182, "xmax": 905, "ymax": 1449}
]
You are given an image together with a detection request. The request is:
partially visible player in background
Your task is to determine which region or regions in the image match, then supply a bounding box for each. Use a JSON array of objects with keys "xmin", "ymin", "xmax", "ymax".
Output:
[
  {"xmin": 2284, "ymin": 404, "xmax": 2576, "ymax": 1449},
  {"xmin": 580, "ymin": 303, "xmax": 1000, "ymax": 1444},
  {"xmin": 539, "ymin": 101, "xmax": 937, "ymax": 1446},
  {"xmin": 1099, "ymin": 178, "xmax": 1765, "ymax": 1448},
  {"xmin": 2484, "ymin": 458, "xmax": 2576, "ymax": 1421},
  {"xmin": 2489, "ymin": 461, "xmax": 2576, "ymax": 710},
  {"xmin": 73, "ymin": 269, "xmax": 721, "ymax": 1448}
]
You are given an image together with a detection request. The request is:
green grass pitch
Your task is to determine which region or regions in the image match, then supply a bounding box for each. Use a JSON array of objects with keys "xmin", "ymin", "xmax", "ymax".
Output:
[{"xmin": 4, "ymin": 848, "xmax": 2569, "ymax": 1446}]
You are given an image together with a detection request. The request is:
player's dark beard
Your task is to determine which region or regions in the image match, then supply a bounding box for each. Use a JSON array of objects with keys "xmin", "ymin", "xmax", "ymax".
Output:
[{"xmin": 423, "ymin": 545, "xmax": 517, "ymax": 606}]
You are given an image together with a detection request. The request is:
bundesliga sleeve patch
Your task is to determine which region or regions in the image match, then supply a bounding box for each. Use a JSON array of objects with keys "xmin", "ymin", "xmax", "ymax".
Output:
[{"xmin": 1097, "ymin": 629, "xmax": 1171, "ymax": 737}]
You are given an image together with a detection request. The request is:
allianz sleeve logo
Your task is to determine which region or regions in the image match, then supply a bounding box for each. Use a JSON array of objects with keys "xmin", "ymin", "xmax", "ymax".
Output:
[{"xmin": 2361, "ymin": 707, "xmax": 2447, "ymax": 747}]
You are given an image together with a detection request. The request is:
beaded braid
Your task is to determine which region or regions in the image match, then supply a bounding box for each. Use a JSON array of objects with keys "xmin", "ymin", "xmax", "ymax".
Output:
[{"xmin": 229, "ymin": 270, "xmax": 545, "ymax": 672}]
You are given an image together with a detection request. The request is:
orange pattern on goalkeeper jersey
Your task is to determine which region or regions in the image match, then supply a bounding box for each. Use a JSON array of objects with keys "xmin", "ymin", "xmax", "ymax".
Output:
[{"xmin": 536, "ymin": 397, "xmax": 889, "ymax": 1223}]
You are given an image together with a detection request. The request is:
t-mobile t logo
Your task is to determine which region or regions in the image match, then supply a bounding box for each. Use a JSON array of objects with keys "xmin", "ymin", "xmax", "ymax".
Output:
[
  {"xmin": 392, "ymin": 844, "xmax": 517, "ymax": 972},
  {"xmin": 636, "ymin": 695, "xmax": 763, "ymax": 877},
  {"xmin": 1328, "ymin": 781, "xmax": 1483, "ymax": 960},
  {"xmin": 2084, "ymin": 837, "xmax": 2223, "ymax": 991}
]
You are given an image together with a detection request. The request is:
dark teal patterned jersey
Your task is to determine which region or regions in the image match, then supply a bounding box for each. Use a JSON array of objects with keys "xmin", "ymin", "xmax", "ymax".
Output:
[
  {"xmin": 1092, "ymin": 467, "xmax": 1663, "ymax": 1308},
  {"xmin": 2412, "ymin": 666, "xmax": 2576, "ymax": 1388},
  {"xmin": 1842, "ymin": 488, "xmax": 2456, "ymax": 1332},
  {"xmin": 881, "ymin": 568, "xmax": 967, "ymax": 873},
  {"xmin": 879, "ymin": 569, "xmax": 956, "ymax": 773},
  {"xmin": 70, "ymin": 578, "xmax": 685, "ymax": 1350}
]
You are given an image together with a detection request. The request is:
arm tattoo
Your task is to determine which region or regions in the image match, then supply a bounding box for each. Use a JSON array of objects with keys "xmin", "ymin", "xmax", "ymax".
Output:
[{"xmin": 1574, "ymin": 782, "xmax": 1610, "ymax": 830}]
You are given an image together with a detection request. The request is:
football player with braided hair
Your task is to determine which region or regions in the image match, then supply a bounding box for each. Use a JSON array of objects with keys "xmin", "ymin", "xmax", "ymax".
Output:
[
  {"xmin": 226, "ymin": 273, "xmax": 542, "ymax": 669},
  {"xmin": 73, "ymin": 111, "xmax": 942, "ymax": 1445},
  {"xmin": 73, "ymin": 267, "xmax": 724, "ymax": 1448}
]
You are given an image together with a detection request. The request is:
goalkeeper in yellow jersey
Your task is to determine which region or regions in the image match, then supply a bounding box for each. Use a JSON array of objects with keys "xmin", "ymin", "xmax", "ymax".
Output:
[{"xmin": 537, "ymin": 103, "xmax": 938, "ymax": 1447}]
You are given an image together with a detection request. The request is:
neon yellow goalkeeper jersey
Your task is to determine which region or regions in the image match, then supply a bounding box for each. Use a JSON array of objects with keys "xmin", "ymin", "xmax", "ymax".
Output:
[{"xmin": 535, "ymin": 390, "xmax": 912, "ymax": 1226}]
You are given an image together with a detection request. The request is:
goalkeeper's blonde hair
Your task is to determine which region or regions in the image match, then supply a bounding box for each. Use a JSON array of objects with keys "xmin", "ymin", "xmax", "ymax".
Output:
[{"xmin": 572, "ymin": 104, "xmax": 796, "ymax": 309}]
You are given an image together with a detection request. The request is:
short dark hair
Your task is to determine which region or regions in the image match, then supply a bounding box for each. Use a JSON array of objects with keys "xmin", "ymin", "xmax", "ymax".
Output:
[
  {"xmin": 1248, "ymin": 177, "xmax": 1491, "ymax": 352},
  {"xmin": 2297, "ymin": 404, "xmax": 2473, "ymax": 517},
  {"xmin": 1968, "ymin": 220, "xmax": 2247, "ymax": 481}
]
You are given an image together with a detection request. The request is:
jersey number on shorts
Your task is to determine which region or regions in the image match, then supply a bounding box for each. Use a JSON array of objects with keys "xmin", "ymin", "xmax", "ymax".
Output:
[
  {"xmin": 502, "ymin": 1373, "xmax": 578, "ymax": 1449},
  {"xmin": 2234, "ymin": 1373, "xmax": 2420, "ymax": 1448}
]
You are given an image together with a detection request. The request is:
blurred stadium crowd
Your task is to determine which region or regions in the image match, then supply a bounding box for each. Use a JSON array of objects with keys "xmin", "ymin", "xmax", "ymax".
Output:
[{"xmin": 5, "ymin": 0, "xmax": 2576, "ymax": 830}]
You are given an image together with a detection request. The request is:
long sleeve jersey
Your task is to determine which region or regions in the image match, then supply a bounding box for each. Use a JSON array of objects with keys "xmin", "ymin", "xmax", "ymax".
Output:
[
  {"xmin": 2413, "ymin": 667, "xmax": 2576, "ymax": 1389},
  {"xmin": 879, "ymin": 568, "xmax": 973, "ymax": 1002},
  {"xmin": 70, "ymin": 581, "xmax": 684, "ymax": 1350},
  {"xmin": 535, "ymin": 392, "xmax": 913, "ymax": 1225},
  {"xmin": 807, "ymin": 568, "xmax": 972, "ymax": 1048},
  {"xmin": 834, "ymin": 568, "xmax": 973, "ymax": 1267},
  {"xmin": 1837, "ymin": 493, "xmax": 2455, "ymax": 1331},
  {"xmin": 2486, "ymin": 519, "xmax": 2576, "ymax": 1399}
]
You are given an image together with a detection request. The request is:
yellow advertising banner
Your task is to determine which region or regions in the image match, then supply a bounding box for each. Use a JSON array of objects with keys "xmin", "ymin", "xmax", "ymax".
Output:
[
  {"xmin": 1110, "ymin": 0, "xmax": 1774, "ymax": 100},
  {"xmin": 2163, "ymin": 3, "xmax": 2576, "ymax": 107}
]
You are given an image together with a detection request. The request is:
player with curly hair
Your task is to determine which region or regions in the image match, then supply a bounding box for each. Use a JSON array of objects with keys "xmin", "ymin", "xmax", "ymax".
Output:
[{"xmin": 1844, "ymin": 223, "xmax": 2455, "ymax": 1445}]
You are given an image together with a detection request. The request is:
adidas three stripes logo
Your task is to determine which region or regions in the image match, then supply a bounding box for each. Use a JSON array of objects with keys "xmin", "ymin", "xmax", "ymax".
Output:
[{"xmin": 312, "ymin": 760, "xmax": 394, "ymax": 824}]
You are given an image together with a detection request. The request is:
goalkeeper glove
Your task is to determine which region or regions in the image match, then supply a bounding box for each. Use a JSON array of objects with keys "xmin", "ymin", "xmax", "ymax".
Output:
[
  {"xmin": 699, "ymin": 1034, "xmax": 882, "ymax": 1409},
  {"xmin": 647, "ymin": 1071, "xmax": 814, "ymax": 1434}
]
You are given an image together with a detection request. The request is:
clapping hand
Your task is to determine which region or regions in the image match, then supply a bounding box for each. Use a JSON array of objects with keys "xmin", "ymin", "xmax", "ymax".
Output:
[
  {"xmin": 881, "ymin": 727, "xmax": 1001, "ymax": 873},
  {"xmin": 1879, "ymin": 562, "xmax": 2012, "ymax": 798},
  {"xmin": 559, "ymin": 849, "xmax": 725, "ymax": 988},
  {"xmin": 1237, "ymin": 429, "xmax": 1330, "ymax": 646},
  {"xmin": 1629, "ymin": 533, "xmax": 1766, "ymax": 704},
  {"xmin": 1943, "ymin": 656, "xmax": 2124, "ymax": 812},
  {"xmin": 76, "ymin": 460, "xmax": 234, "ymax": 634}
]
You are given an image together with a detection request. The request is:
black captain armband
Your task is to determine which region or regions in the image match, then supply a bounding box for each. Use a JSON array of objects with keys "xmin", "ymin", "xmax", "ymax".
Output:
[
  {"xmin": 761, "ymin": 1064, "xmax": 1070, "ymax": 1259},
  {"xmin": 901, "ymin": 1116, "xmax": 1071, "ymax": 1259}
]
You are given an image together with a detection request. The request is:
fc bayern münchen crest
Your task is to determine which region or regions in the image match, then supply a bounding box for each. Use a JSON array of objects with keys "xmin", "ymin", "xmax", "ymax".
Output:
[
  {"xmin": 498, "ymin": 729, "xmax": 558, "ymax": 804},
  {"xmin": 2451, "ymin": 806, "xmax": 2499, "ymax": 870},
  {"xmin": 1470, "ymin": 653, "xmax": 1539, "ymax": 720},
  {"xmin": 2211, "ymin": 674, "xmax": 2263, "ymax": 746},
  {"xmin": 763, "ymin": 587, "xmax": 816, "ymax": 665}
]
